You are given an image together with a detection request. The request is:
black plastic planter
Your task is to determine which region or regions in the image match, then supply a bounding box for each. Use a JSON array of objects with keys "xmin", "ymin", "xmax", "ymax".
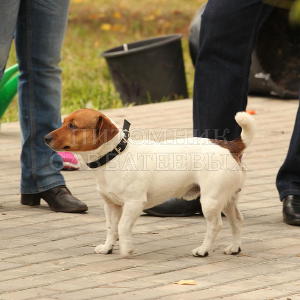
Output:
[
  {"xmin": 102, "ymin": 35, "xmax": 188, "ymax": 105},
  {"xmin": 189, "ymin": 5, "xmax": 300, "ymax": 99}
]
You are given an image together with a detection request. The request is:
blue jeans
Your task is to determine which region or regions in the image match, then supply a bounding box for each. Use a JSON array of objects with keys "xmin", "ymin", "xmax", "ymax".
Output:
[
  {"xmin": 0, "ymin": 0, "xmax": 69, "ymax": 193},
  {"xmin": 193, "ymin": 0, "xmax": 300, "ymax": 200}
]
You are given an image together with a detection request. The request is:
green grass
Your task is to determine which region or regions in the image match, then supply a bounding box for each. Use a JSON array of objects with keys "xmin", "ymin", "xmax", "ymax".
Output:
[{"xmin": 4, "ymin": 0, "xmax": 205, "ymax": 122}]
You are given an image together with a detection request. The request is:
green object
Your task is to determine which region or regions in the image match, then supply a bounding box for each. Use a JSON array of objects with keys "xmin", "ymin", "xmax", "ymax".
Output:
[
  {"xmin": 264, "ymin": 0, "xmax": 294, "ymax": 9},
  {"xmin": 0, "ymin": 64, "xmax": 19, "ymax": 119},
  {"xmin": 290, "ymin": 0, "xmax": 300, "ymax": 23}
]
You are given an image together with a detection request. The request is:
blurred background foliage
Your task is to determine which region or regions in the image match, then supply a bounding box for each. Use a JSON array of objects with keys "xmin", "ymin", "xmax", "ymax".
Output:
[
  {"xmin": 5, "ymin": 0, "xmax": 205, "ymax": 122},
  {"xmin": 4, "ymin": 0, "xmax": 300, "ymax": 122},
  {"xmin": 290, "ymin": 0, "xmax": 300, "ymax": 23}
]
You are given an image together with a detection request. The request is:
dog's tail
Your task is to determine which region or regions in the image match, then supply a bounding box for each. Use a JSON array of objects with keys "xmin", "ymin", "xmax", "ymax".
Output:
[{"xmin": 235, "ymin": 112, "xmax": 255, "ymax": 147}]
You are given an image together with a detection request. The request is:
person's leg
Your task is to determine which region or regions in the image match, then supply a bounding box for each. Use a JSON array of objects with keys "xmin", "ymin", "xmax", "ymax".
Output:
[
  {"xmin": 15, "ymin": 0, "xmax": 87, "ymax": 212},
  {"xmin": 193, "ymin": 0, "xmax": 272, "ymax": 140},
  {"xmin": 145, "ymin": 0, "xmax": 272, "ymax": 217},
  {"xmin": 277, "ymin": 98, "xmax": 300, "ymax": 199},
  {"xmin": 276, "ymin": 96, "xmax": 300, "ymax": 225},
  {"xmin": 0, "ymin": 1, "xmax": 20, "ymax": 77},
  {"xmin": 16, "ymin": 0, "xmax": 68, "ymax": 193}
]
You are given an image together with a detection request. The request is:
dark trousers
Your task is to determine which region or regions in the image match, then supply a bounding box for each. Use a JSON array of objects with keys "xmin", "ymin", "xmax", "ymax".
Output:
[{"xmin": 193, "ymin": 0, "xmax": 300, "ymax": 200}]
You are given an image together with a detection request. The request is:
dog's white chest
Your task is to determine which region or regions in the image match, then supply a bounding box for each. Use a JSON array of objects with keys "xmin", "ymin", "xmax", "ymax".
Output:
[{"xmin": 95, "ymin": 170, "xmax": 128, "ymax": 205}]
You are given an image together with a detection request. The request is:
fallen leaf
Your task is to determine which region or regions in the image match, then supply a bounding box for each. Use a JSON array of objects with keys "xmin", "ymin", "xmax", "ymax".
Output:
[
  {"xmin": 101, "ymin": 23, "xmax": 112, "ymax": 31},
  {"xmin": 113, "ymin": 12, "xmax": 122, "ymax": 19},
  {"xmin": 174, "ymin": 280, "xmax": 198, "ymax": 285},
  {"xmin": 246, "ymin": 110, "xmax": 256, "ymax": 115},
  {"xmin": 144, "ymin": 14, "xmax": 156, "ymax": 21}
]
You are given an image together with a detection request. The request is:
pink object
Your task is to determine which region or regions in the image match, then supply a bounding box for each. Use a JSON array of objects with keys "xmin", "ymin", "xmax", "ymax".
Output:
[{"xmin": 58, "ymin": 152, "xmax": 80, "ymax": 171}]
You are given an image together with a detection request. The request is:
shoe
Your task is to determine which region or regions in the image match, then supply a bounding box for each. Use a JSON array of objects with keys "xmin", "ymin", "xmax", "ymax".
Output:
[
  {"xmin": 58, "ymin": 152, "xmax": 80, "ymax": 171},
  {"xmin": 21, "ymin": 185, "xmax": 88, "ymax": 213},
  {"xmin": 282, "ymin": 195, "xmax": 300, "ymax": 226},
  {"xmin": 143, "ymin": 198, "xmax": 202, "ymax": 217}
]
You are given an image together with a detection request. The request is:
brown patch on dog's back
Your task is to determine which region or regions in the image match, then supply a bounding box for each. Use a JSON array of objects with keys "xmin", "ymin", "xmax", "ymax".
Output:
[{"xmin": 210, "ymin": 137, "xmax": 245, "ymax": 163}]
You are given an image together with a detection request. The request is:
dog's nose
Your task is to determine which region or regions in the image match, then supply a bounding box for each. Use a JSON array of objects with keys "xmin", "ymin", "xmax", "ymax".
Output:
[{"xmin": 44, "ymin": 134, "xmax": 53, "ymax": 144}]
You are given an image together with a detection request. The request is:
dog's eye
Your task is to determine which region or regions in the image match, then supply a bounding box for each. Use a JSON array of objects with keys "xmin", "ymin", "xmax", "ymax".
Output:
[{"xmin": 68, "ymin": 123, "xmax": 77, "ymax": 129}]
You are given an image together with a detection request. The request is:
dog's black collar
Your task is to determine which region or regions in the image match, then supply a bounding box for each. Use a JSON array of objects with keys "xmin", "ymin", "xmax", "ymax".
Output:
[{"xmin": 87, "ymin": 119, "xmax": 131, "ymax": 169}]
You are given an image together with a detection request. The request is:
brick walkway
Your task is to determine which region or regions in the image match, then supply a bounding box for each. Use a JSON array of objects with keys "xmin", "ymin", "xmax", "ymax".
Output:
[{"xmin": 1, "ymin": 97, "xmax": 300, "ymax": 300}]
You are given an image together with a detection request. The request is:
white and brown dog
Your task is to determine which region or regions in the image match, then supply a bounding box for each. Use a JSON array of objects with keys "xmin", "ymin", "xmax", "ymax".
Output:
[{"xmin": 45, "ymin": 109, "xmax": 255, "ymax": 257}]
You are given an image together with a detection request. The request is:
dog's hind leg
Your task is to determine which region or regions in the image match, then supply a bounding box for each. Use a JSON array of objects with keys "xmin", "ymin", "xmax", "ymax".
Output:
[
  {"xmin": 95, "ymin": 200, "xmax": 122, "ymax": 254},
  {"xmin": 223, "ymin": 194, "xmax": 243, "ymax": 255},
  {"xmin": 118, "ymin": 200, "xmax": 144, "ymax": 257},
  {"xmin": 192, "ymin": 196, "xmax": 223, "ymax": 257}
]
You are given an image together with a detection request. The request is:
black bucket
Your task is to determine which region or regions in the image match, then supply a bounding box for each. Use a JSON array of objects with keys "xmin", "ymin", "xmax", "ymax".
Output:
[
  {"xmin": 102, "ymin": 34, "xmax": 188, "ymax": 105},
  {"xmin": 189, "ymin": 5, "xmax": 300, "ymax": 99}
]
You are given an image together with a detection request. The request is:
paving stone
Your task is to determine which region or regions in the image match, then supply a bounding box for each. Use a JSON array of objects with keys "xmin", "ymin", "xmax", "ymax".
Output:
[{"xmin": 1, "ymin": 97, "xmax": 300, "ymax": 300}]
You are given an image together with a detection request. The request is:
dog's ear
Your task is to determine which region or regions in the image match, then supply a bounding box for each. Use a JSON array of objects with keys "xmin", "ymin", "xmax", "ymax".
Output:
[
  {"xmin": 95, "ymin": 116, "xmax": 103, "ymax": 136},
  {"xmin": 95, "ymin": 114, "xmax": 119, "ymax": 146}
]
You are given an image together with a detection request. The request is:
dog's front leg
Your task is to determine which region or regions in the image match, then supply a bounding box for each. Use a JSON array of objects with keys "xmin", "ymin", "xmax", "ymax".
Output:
[
  {"xmin": 118, "ymin": 201, "xmax": 144, "ymax": 257},
  {"xmin": 95, "ymin": 200, "xmax": 122, "ymax": 254}
]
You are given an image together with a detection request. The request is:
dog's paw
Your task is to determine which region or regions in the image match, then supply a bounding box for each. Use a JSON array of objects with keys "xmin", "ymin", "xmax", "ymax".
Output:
[
  {"xmin": 120, "ymin": 246, "xmax": 135, "ymax": 258},
  {"xmin": 192, "ymin": 246, "xmax": 209, "ymax": 257},
  {"xmin": 94, "ymin": 244, "xmax": 113, "ymax": 254},
  {"xmin": 224, "ymin": 244, "xmax": 241, "ymax": 255}
]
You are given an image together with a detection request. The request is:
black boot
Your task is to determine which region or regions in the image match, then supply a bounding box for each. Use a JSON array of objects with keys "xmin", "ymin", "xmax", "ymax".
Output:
[
  {"xmin": 21, "ymin": 185, "xmax": 88, "ymax": 213},
  {"xmin": 143, "ymin": 198, "xmax": 202, "ymax": 217},
  {"xmin": 282, "ymin": 195, "xmax": 300, "ymax": 226}
]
